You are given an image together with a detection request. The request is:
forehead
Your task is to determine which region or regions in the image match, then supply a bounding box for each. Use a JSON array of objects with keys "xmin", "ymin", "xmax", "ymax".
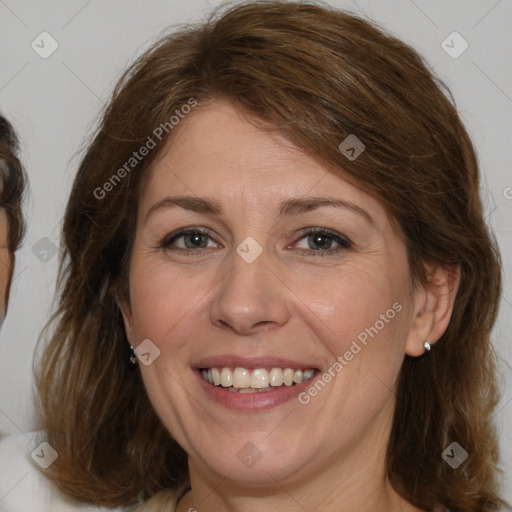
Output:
[
  {"xmin": 147, "ymin": 100, "xmax": 324, "ymax": 187},
  {"xmin": 139, "ymin": 100, "xmax": 393, "ymax": 231}
]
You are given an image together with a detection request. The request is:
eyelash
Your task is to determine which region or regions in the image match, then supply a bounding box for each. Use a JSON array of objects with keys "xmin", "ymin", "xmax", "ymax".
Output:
[{"xmin": 157, "ymin": 227, "xmax": 352, "ymax": 258}]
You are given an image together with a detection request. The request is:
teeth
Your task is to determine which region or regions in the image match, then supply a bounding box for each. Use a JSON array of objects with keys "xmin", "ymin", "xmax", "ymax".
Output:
[
  {"xmin": 251, "ymin": 368, "xmax": 269, "ymax": 388},
  {"xmin": 233, "ymin": 367, "xmax": 251, "ymax": 388},
  {"xmin": 211, "ymin": 368, "xmax": 221, "ymax": 386},
  {"xmin": 269, "ymin": 368, "xmax": 284, "ymax": 387},
  {"xmin": 283, "ymin": 368, "xmax": 295, "ymax": 386},
  {"xmin": 201, "ymin": 366, "xmax": 316, "ymax": 391},
  {"xmin": 303, "ymin": 369, "xmax": 315, "ymax": 380},
  {"xmin": 220, "ymin": 368, "xmax": 233, "ymax": 387}
]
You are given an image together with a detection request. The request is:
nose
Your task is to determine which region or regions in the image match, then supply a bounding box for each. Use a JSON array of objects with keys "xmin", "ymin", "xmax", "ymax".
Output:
[{"xmin": 209, "ymin": 243, "xmax": 291, "ymax": 336}]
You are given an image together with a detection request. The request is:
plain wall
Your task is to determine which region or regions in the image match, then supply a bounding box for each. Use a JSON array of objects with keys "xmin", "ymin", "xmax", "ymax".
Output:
[{"xmin": 0, "ymin": 0, "xmax": 510, "ymax": 502}]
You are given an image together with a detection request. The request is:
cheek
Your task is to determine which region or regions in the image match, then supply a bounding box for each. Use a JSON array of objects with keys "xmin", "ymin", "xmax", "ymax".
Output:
[
  {"xmin": 288, "ymin": 267, "xmax": 408, "ymax": 443},
  {"xmin": 289, "ymin": 261, "xmax": 410, "ymax": 418},
  {"xmin": 128, "ymin": 255, "xmax": 213, "ymax": 354},
  {"xmin": 295, "ymin": 259, "xmax": 408, "ymax": 349}
]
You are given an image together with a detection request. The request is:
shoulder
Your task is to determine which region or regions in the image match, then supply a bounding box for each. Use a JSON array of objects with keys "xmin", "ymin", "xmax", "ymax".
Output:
[
  {"xmin": 130, "ymin": 490, "xmax": 179, "ymax": 512},
  {"xmin": 0, "ymin": 431, "xmax": 127, "ymax": 512}
]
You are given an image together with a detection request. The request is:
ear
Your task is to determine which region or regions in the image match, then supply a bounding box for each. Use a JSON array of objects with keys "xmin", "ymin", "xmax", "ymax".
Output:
[
  {"xmin": 405, "ymin": 261, "xmax": 461, "ymax": 357},
  {"xmin": 117, "ymin": 291, "xmax": 135, "ymax": 346}
]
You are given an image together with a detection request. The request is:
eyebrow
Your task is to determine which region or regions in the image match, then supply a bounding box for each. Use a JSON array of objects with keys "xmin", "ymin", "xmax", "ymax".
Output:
[{"xmin": 145, "ymin": 195, "xmax": 376, "ymax": 227}]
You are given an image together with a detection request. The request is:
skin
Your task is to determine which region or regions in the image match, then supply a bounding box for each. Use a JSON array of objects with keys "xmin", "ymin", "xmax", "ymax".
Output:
[
  {"xmin": 121, "ymin": 99, "xmax": 460, "ymax": 512},
  {"xmin": 0, "ymin": 208, "xmax": 12, "ymax": 324}
]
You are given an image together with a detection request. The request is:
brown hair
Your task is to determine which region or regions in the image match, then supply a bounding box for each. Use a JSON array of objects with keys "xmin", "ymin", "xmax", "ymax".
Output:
[
  {"xmin": 35, "ymin": 1, "xmax": 510, "ymax": 510},
  {"xmin": 0, "ymin": 114, "xmax": 26, "ymax": 252}
]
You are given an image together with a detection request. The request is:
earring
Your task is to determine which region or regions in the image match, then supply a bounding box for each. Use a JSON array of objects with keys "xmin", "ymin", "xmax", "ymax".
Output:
[
  {"xmin": 423, "ymin": 341, "xmax": 431, "ymax": 353},
  {"xmin": 129, "ymin": 346, "xmax": 138, "ymax": 365}
]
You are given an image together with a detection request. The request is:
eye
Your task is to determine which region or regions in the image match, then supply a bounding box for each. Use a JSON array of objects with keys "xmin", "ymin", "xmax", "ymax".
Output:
[
  {"xmin": 157, "ymin": 227, "xmax": 351, "ymax": 257},
  {"xmin": 158, "ymin": 228, "xmax": 219, "ymax": 252},
  {"xmin": 293, "ymin": 228, "xmax": 352, "ymax": 256}
]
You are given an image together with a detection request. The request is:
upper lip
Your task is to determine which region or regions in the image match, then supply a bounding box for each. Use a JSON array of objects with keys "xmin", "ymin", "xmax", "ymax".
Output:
[{"xmin": 194, "ymin": 355, "xmax": 319, "ymax": 370}]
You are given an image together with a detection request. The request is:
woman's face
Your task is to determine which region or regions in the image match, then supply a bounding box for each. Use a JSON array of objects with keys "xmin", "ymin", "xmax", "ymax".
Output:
[
  {"xmin": 0, "ymin": 208, "xmax": 12, "ymax": 323},
  {"xmin": 121, "ymin": 100, "xmax": 429, "ymax": 488}
]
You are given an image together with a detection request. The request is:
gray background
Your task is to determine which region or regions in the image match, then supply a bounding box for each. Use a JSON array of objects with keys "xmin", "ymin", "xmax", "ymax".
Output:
[{"xmin": 0, "ymin": 0, "xmax": 510, "ymax": 502}]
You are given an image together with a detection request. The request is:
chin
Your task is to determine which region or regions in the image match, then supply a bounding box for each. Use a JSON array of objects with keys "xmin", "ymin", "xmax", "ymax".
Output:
[{"xmin": 190, "ymin": 433, "xmax": 320, "ymax": 487}]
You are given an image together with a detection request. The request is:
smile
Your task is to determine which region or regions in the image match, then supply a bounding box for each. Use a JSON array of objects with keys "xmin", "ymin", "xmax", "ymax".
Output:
[
  {"xmin": 200, "ymin": 366, "xmax": 317, "ymax": 393},
  {"xmin": 195, "ymin": 362, "xmax": 321, "ymax": 411}
]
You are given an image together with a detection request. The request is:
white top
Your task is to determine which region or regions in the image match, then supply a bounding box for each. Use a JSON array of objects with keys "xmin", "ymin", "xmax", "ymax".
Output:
[{"xmin": 0, "ymin": 431, "xmax": 128, "ymax": 512}]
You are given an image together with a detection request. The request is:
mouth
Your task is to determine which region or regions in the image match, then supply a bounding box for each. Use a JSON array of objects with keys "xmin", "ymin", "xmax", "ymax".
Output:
[
  {"xmin": 194, "ymin": 359, "xmax": 321, "ymax": 411},
  {"xmin": 198, "ymin": 366, "xmax": 318, "ymax": 393}
]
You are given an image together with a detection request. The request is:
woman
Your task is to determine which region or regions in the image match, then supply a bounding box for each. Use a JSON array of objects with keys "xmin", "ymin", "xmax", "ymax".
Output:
[
  {"xmin": 35, "ymin": 1, "xmax": 511, "ymax": 511},
  {"xmin": 0, "ymin": 114, "xmax": 25, "ymax": 324},
  {"xmin": 0, "ymin": 115, "xmax": 116, "ymax": 511}
]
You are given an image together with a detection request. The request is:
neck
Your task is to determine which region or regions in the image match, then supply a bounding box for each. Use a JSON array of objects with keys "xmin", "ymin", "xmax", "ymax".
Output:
[{"xmin": 179, "ymin": 480, "xmax": 414, "ymax": 512}]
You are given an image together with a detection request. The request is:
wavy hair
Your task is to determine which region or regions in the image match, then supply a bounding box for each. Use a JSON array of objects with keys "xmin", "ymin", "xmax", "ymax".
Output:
[{"xmin": 35, "ymin": 1, "xmax": 510, "ymax": 510}]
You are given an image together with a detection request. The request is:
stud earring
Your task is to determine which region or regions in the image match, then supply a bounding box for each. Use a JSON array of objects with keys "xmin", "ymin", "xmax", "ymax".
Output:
[
  {"xmin": 129, "ymin": 346, "xmax": 138, "ymax": 365},
  {"xmin": 424, "ymin": 341, "xmax": 431, "ymax": 353}
]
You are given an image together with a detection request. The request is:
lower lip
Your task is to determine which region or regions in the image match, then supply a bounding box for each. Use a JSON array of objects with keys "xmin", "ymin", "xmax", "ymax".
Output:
[{"xmin": 194, "ymin": 370, "xmax": 320, "ymax": 412}]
